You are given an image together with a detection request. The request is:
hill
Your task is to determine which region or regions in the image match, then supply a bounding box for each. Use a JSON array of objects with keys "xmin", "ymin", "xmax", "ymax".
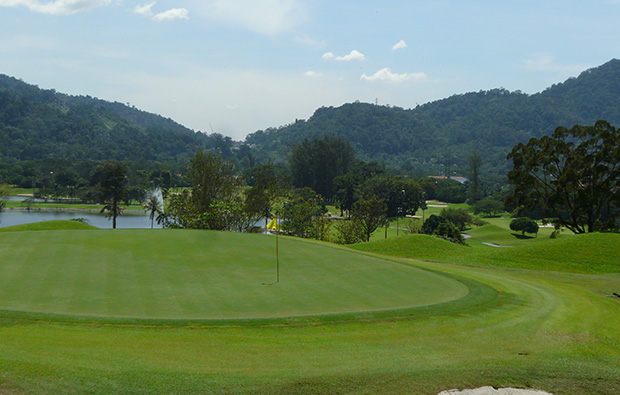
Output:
[
  {"xmin": 246, "ymin": 59, "xmax": 620, "ymax": 177},
  {"xmin": 0, "ymin": 75, "xmax": 235, "ymax": 165}
]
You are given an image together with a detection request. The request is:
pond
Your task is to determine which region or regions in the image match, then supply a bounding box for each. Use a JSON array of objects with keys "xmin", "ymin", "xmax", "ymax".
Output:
[{"xmin": 0, "ymin": 209, "xmax": 162, "ymax": 229}]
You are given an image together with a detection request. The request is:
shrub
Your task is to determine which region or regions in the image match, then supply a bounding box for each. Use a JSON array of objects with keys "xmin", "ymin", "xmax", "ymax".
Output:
[
  {"xmin": 403, "ymin": 217, "xmax": 422, "ymax": 234},
  {"xmin": 421, "ymin": 214, "xmax": 449, "ymax": 235},
  {"xmin": 333, "ymin": 219, "xmax": 365, "ymax": 244},
  {"xmin": 434, "ymin": 221, "xmax": 465, "ymax": 245},
  {"xmin": 472, "ymin": 218, "xmax": 489, "ymax": 227}
]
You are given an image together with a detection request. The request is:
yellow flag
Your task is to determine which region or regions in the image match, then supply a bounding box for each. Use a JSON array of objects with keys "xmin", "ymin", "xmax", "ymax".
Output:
[{"xmin": 266, "ymin": 218, "xmax": 278, "ymax": 230}]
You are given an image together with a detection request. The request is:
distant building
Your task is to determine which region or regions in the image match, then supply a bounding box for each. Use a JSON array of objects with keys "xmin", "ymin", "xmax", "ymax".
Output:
[{"xmin": 428, "ymin": 175, "xmax": 468, "ymax": 184}]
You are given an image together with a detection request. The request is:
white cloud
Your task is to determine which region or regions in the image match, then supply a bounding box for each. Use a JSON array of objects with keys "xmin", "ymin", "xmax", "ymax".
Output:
[
  {"xmin": 153, "ymin": 8, "xmax": 188, "ymax": 21},
  {"xmin": 392, "ymin": 40, "xmax": 407, "ymax": 51},
  {"xmin": 521, "ymin": 53, "xmax": 588, "ymax": 74},
  {"xmin": 361, "ymin": 68, "xmax": 427, "ymax": 83},
  {"xmin": 0, "ymin": 0, "xmax": 111, "ymax": 15},
  {"xmin": 134, "ymin": 2, "xmax": 188, "ymax": 21},
  {"xmin": 192, "ymin": 0, "xmax": 307, "ymax": 36},
  {"xmin": 295, "ymin": 34, "xmax": 326, "ymax": 49},
  {"xmin": 322, "ymin": 50, "xmax": 366, "ymax": 62},
  {"xmin": 304, "ymin": 70, "xmax": 321, "ymax": 78},
  {"xmin": 133, "ymin": 2, "xmax": 155, "ymax": 17}
]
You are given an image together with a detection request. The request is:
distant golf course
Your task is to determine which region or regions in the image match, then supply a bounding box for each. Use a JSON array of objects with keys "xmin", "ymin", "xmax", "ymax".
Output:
[{"xmin": 0, "ymin": 220, "xmax": 619, "ymax": 394}]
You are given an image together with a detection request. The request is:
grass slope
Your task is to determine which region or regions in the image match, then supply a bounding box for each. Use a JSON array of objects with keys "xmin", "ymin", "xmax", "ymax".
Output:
[
  {"xmin": 0, "ymin": 226, "xmax": 619, "ymax": 394},
  {"xmin": 353, "ymin": 231, "xmax": 620, "ymax": 274}
]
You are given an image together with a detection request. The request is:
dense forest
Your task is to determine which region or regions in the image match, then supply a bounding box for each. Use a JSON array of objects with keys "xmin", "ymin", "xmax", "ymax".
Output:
[
  {"xmin": 0, "ymin": 74, "xmax": 242, "ymax": 166},
  {"xmin": 246, "ymin": 59, "xmax": 620, "ymax": 178}
]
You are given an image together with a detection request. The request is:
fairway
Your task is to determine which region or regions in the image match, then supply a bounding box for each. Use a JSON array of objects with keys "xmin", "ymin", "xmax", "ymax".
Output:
[
  {"xmin": 1, "ymin": 226, "xmax": 618, "ymax": 395},
  {"xmin": 0, "ymin": 229, "xmax": 468, "ymax": 320}
]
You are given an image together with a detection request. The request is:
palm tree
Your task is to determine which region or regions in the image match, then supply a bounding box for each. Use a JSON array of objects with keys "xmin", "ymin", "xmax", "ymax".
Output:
[{"xmin": 143, "ymin": 194, "xmax": 162, "ymax": 229}]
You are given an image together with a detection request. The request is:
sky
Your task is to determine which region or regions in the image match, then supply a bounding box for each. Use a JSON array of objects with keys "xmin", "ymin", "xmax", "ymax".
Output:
[{"xmin": 1, "ymin": 0, "xmax": 620, "ymax": 141}]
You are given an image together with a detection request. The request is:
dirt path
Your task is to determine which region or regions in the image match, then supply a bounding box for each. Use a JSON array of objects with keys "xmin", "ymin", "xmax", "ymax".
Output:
[{"xmin": 439, "ymin": 387, "xmax": 553, "ymax": 395}]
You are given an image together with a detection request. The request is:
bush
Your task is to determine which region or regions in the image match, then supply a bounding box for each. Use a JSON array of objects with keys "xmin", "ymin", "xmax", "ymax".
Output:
[
  {"xmin": 434, "ymin": 221, "xmax": 465, "ymax": 244},
  {"xmin": 421, "ymin": 214, "xmax": 449, "ymax": 235},
  {"xmin": 333, "ymin": 219, "xmax": 365, "ymax": 244},
  {"xmin": 472, "ymin": 217, "xmax": 489, "ymax": 227},
  {"xmin": 403, "ymin": 217, "xmax": 422, "ymax": 234}
]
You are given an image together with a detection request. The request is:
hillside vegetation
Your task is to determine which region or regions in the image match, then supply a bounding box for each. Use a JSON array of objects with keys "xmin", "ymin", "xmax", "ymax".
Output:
[
  {"xmin": 247, "ymin": 59, "xmax": 620, "ymax": 175},
  {"xmin": 0, "ymin": 75, "xmax": 233, "ymax": 165}
]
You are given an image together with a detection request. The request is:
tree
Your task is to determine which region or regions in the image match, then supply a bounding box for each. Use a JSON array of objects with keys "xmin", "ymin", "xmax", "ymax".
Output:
[
  {"xmin": 434, "ymin": 221, "xmax": 465, "ymax": 244},
  {"xmin": 510, "ymin": 217, "xmax": 539, "ymax": 236},
  {"xmin": 466, "ymin": 151, "xmax": 483, "ymax": 202},
  {"xmin": 142, "ymin": 193, "xmax": 162, "ymax": 229},
  {"xmin": 244, "ymin": 163, "xmax": 280, "ymax": 227},
  {"xmin": 289, "ymin": 135, "xmax": 355, "ymax": 200},
  {"xmin": 421, "ymin": 214, "xmax": 449, "ymax": 235},
  {"xmin": 333, "ymin": 219, "xmax": 365, "ymax": 244},
  {"xmin": 93, "ymin": 161, "xmax": 127, "ymax": 229},
  {"xmin": 473, "ymin": 198, "xmax": 504, "ymax": 217},
  {"xmin": 280, "ymin": 188, "xmax": 327, "ymax": 238},
  {"xmin": 439, "ymin": 207, "xmax": 472, "ymax": 231},
  {"xmin": 0, "ymin": 183, "xmax": 12, "ymax": 212},
  {"xmin": 362, "ymin": 174, "xmax": 424, "ymax": 218},
  {"xmin": 166, "ymin": 151, "xmax": 243, "ymax": 230},
  {"xmin": 421, "ymin": 214, "xmax": 464, "ymax": 244},
  {"xmin": 507, "ymin": 121, "xmax": 620, "ymax": 233},
  {"xmin": 352, "ymin": 196, "xmax": 387, "ymax": 242}
]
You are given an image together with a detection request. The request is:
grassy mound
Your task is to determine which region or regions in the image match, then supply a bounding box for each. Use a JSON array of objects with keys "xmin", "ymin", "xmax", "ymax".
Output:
[
  {"xmin": 0, "ymin": 229, "xmax": 470, "ymax": 321},
  {"xmin": 476, "ymin": 232, "xmax": 620, "ymax": 273},
  {"xmin": 0, "ymin": 220, "xmax": 97, "ymax": 232},
  {"xmin": 354, "ymin": 232, "xmax": 620, "ymax": 274},
  {"xmin": 352, "ymin": 233, "xmax": 469, "ymax": 262}
]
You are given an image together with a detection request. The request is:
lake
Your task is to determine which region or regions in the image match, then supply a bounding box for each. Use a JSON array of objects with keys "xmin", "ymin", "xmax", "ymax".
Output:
[{"xmin": 0, "ymin": 209, "xmax": 162, "ymax": 229}]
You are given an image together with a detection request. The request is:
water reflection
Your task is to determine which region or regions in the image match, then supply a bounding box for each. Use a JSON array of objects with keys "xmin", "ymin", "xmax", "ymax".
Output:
[{"xmin": 0, "ymin": 209, "xmax": 161, "ymax": 229}]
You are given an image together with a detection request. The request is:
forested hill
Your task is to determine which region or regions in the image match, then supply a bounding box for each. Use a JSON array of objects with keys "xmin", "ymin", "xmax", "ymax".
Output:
[
  {"xmin": 0, "ymin": 75, "xmax": 232, "ymax": 165},
  {"xmin": 246, "ymin": 59, "xmax": 620, "ymax": 176}
]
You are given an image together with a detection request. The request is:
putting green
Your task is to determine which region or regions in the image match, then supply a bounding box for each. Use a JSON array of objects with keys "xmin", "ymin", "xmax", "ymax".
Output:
[{"xmin": 0, "ymin": 229, "xmax": 469, "ymax": 320}]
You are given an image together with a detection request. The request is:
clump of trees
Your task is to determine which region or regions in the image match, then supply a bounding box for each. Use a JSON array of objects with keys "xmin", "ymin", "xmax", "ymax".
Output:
[
  {"xmin": 420, "ymin": 214, "xmax": 465, "ymax": 245},
  {"xmin": 507, "ymin": 120, "xmax": 620, "ymax": 233}
]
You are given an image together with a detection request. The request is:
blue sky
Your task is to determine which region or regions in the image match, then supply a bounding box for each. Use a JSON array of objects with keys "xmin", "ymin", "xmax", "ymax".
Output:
[{"xmin": 1, "ymin": 0, "xmax": 619, "ymax": 140}]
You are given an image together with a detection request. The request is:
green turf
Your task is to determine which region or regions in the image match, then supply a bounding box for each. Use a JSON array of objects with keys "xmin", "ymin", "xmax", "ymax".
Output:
[
  {"xmin": 0, "ymin": 225, "xmax": 619, "ymax": 394},
  {"xmin": 0, "ymin": 229, "xmax": 468, "ymax": 320},
  {"xmin": 353, "ymin": 231, "xmax": 620, "ymax": 274},
  {"xmin": 0, "ymin": 220, "xmax": 97, "ymax": 232}
]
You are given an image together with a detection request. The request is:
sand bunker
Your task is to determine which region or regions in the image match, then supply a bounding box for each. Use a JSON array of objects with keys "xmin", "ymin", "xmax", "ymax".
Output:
[{"xmin": 439, "ymin": 387, "xmax": 553, "ymax": 395}]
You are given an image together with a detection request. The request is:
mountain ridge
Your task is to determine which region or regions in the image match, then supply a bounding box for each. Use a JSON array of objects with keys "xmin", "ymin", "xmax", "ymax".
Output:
[{"xmin": 246, "ymin": 59, "xmax": 620, "ymax": 176}]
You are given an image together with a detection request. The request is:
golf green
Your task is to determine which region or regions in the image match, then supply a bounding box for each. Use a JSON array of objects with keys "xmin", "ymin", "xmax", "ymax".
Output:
[{"xmin": 0, "ymin": 229, "xmax": 469, "ymax": 320}]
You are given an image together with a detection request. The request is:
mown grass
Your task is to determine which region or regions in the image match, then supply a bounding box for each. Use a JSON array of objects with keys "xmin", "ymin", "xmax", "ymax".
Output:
[
  {"xmin": 0, "ymin": 229, "xmax": 468, "ymax": 320},
  {"xmin": 0, "ymin": 223, "xmax": 619, "ymax": 394},
  {"xmin": 0, "ymin": 220, "xmax": 97, "ymax": 232},
  {"xmin": 353, "ymin": 231, "xmax": 620, "ymax": 274}
]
